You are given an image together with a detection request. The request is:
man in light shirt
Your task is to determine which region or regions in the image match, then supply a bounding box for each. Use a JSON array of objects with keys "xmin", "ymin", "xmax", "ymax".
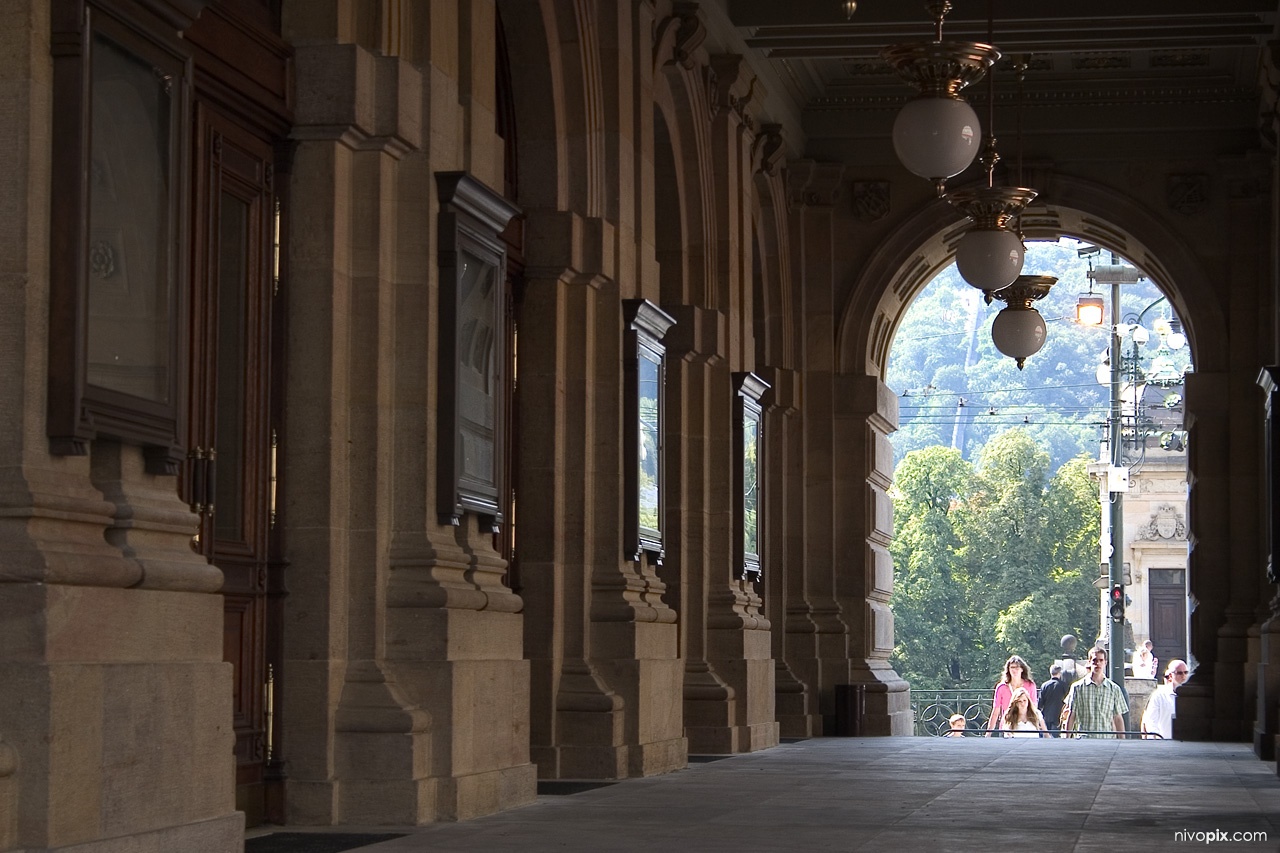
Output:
[
  {"xmin": 1064, "ymin": 646, "xmax": 1128, "ymax": 738},
  {"xmin": 1141, "ymin": 659, "xmax": 1190, "ymax": 740}
]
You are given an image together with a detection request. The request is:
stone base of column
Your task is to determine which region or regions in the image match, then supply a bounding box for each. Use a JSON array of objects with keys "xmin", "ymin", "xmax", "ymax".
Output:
[
  {"xmin": 0, "ymin": 585, "xmax": 238, "ymax": 851},
  {"xmin": 836, "ymin": 666, "xmax": 913, "ymax": 736},
  {"xmin": 386, "ymin": 607, "xmax": 535, "ymax": 819},
  {"xmin": 434, "ymin": 763, "xmax": 538, "ymax": 821},
  {"xmin": 332, "ymin": 662, "xmax": 434, "ymax": 825},
  {"xmin": 1253, "ymin": 725, "xmax": 1276, "ymax": 761},
  {"xmin": 37, "ymin": 814, "xmax": 244, "ymax": 853},
  {"xmin": 707, "ymin": 620, "xmax": 780, "ymax": 748},
  {"xmin": 774, "ymin": 660, "xmax": 817, "ymax": 737}
]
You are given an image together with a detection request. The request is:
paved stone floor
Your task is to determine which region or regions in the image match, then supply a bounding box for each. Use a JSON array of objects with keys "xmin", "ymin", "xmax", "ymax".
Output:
[{"xmin": 249, "ymin": 737, "xmax": 1280, "ymax": 852}]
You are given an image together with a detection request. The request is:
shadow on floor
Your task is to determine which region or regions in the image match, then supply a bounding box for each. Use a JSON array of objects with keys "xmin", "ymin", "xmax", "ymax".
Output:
[{"xmin": 246, "ymin": 832, "xmax": 406, "ymax": 853}]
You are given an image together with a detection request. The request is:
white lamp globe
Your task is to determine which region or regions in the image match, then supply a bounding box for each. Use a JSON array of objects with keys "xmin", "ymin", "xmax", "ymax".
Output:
[
  {"xmin": 991, "ymin": 306, "xmax": 1047, "ymax": 370},
  {"xmin": 892, "ymin": 96, "xmax": 981, "ymax": 182},
  {"xmin": 955, "ymin": 227, "xmax": 1025, "ymax": 291}
]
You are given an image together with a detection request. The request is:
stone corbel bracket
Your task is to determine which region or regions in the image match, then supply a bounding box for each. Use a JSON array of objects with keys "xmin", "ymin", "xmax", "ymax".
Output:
[
  {"xmin": 653, "ymin": 2, "xmax": 706, "ymax": 73},
  {"xmin": 291, "ymin": 44, "xmax": 423, "ymax": 157}
]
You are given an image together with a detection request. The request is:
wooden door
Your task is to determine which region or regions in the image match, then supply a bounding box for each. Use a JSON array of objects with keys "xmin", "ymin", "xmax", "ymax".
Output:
[
  {"xmin": 1149, "ymin": 568, "xmax": 1187, "ymax": 673},
  {"xmin": 183, "ymin": 0, "xmax": 292, "ymax": 826},
  {"xmin": 186, "ymin": 102, "xmax": 282, "ymax": 827}
]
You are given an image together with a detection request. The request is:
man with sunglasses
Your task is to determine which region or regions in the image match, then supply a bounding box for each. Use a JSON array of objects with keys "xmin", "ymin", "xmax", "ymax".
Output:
[
  {"xmin": 1064, "ymin": 646, "xmax": 1128, "ymax": 738},
  {"xmin": 1141, "ymin": 659, "xmax": 1191, "ymax": 740}
]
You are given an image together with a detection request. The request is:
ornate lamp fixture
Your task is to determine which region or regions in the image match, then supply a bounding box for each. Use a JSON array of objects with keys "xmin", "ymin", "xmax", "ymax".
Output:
[
  {"xmin": 882, "ymin": 1, "xmax": 999, "ymax": 195},
  {"xmin": 990, "ymin": 275, "xmax": 1055, "ymax": 369},
  {"xmin": 946, "ymin": 54, "xmax": 1038, "ymax": 294}
]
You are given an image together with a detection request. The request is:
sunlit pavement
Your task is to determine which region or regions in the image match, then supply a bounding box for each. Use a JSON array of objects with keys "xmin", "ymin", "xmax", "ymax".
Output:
[{"xmin": 251, "ymin": 737, "xmax": 1280, "ymax": 852}]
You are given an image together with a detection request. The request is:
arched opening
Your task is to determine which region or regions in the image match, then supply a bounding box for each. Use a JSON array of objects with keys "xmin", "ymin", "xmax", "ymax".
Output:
[
  {"xmin": 884, "ymin": 238, "xmax": 1193, "ymax": 735},
  {"xmin": 837, "ymin": 179, "xmax": 1235, "ymax": 738}
]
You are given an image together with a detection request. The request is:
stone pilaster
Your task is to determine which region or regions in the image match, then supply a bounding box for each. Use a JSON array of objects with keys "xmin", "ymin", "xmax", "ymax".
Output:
[
  {"xmin": 833, "ymin": 374, "xmax": 912, "ymax": 736},
  {"xmin": 284, "ymin": 42, "xmax": 437, "ymax": 824},
  {"xmin": 760, "ymin": 367, "xmax": 820, "ymax": 737}
]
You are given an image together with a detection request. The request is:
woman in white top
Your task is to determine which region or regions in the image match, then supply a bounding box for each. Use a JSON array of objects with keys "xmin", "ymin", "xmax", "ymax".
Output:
[{"xmin": 1001, "ymin": 687, "xmax": 1048, "ymax": 737}]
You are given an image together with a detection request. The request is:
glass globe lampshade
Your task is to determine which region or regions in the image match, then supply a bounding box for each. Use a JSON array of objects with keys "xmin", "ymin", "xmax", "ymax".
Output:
[
  {"xmin": 955, "ymin": 227, "xmax": 1025, "ymax": 291},
  {"xmin": 989, "ymin": 275, "xmax": 1056, "ymax": 370},
  {"xmin": 1166, "ymin": 330, "xmax": 1187, "ymax": 350},
  {"xmin": 991, "ymin": 307, "xmax": 1046, "ymax": 370},
  {"xmin": 892, "ymin": 96, "xmax": 981, "ymax": 184}
]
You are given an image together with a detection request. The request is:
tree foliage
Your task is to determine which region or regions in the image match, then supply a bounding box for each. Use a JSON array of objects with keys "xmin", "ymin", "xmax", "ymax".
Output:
[
  {"xmin": 889, "ymin": 431, "xmax": 1101, "ymax": 690},
  {"xmin": 886, "ymin": 238, "xmax": 1178, "ymax": 474}
]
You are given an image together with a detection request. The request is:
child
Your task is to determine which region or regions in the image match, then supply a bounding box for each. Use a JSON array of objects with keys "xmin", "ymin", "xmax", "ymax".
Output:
[{"xmin": 944, "ymin": 713, "xmax": 967, "ymax": 737}]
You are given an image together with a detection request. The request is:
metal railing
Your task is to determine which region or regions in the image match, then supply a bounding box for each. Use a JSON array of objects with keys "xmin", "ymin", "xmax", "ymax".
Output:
[
  {"xmin": 910, "ymin": 689, "xmax": 1167, "ymax": 738},
  {"xmin": 910, "ymin": 689, "xmax": 993, "ymax": 737}
]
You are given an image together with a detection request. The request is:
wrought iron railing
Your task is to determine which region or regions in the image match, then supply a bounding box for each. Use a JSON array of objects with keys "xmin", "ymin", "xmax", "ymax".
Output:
[
  {"xmin": 910, "ymin": 688, "xmax": 1166, "ymax": 738},
  {"xmin": 910, "ymin": 688, "xmax": 993, "ymax": 736}
]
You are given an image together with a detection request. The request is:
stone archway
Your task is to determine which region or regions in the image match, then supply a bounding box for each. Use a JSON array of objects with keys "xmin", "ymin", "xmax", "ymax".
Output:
[{"xmin": 833, "ymin": 171, "xmax": 1254, "ymax": 739}]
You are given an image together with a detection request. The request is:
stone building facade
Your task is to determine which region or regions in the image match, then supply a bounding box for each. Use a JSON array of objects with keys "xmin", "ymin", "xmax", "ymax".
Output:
[{"xmin": 0, "ymin": 1, "xmax": 1279, "ymax": 851}]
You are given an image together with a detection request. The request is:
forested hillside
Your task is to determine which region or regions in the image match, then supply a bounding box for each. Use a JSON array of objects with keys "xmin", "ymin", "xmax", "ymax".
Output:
[{"xmin": 885, "ymin": 238, "xmax": 1173, "ymax": 473}]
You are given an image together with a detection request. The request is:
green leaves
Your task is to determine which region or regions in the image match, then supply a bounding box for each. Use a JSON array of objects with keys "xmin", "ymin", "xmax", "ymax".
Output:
[{"xmin": 890, "ymin": 434, "xmax": 1101, "ymax": 691}]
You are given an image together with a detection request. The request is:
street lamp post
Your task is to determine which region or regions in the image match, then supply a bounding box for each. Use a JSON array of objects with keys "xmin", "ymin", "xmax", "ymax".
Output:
[
  {"xmin": 1083, "ymin": 261, "xmax": 1144, "ymax": 687},
  {"xmin": 1106, "ymin": 276, "xmax": 1126, "ymax": 687}
]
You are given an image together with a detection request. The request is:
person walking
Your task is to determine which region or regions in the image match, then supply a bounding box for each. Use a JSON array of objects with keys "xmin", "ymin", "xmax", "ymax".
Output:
[
  {"xmin": 986, "ymin": 655, "xmax": 1037, "ymax": 736},
  {"xmin": 1141, "ymin": 659, "xmax": 1190, "ymax": 740},
  {"xmin": 1002, "ymin": 687, "xmax": 1048, "ymax": 737},
  {"xmin": 1063, "ymin": 646, "xmax": 1128, "ymax": 738},
  {"xmin": 1038, "ymin": 663, "xmax": 1070, "ymax": 737}
]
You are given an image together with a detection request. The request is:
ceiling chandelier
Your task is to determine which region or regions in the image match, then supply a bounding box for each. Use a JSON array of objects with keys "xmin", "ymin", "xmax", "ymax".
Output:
[
  {"xmin": 882, "ymin": 1, "xmax": 998, "ymax": 195},
  {"xmin": 945, "ymin": 48, "xmax": 1038, "ymax": 294},
  {"xmin": 990, "ymin": 275, "xmax": 1055, "ymax": 369}
]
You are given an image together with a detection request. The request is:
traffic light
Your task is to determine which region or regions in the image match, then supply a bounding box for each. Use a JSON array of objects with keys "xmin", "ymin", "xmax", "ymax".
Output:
[{"xmin": 1109, "ymin": 584, "xmax": 1125, "ymax": 622}]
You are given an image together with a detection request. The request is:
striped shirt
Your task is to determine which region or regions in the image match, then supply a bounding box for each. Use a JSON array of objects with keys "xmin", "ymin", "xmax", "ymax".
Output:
[{"xmin": 1065, "ymin": 677, "xmax": 1128, "ymax": 738}]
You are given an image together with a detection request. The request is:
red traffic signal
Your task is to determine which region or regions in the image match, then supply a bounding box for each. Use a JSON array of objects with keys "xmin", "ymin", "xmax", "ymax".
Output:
[{"xmin": 1109, "ymin": 584, "xmax": 1125, "ymax": 621}]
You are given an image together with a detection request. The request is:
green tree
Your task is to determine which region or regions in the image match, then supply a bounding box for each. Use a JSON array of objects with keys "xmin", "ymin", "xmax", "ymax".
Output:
[
  {"xmin": 889, "ymin": 447, "xmax": 979, "ymax": 689},
  {"xmin": 889, "ymin": 431, "xmax": 1103, "ymax": 691}
]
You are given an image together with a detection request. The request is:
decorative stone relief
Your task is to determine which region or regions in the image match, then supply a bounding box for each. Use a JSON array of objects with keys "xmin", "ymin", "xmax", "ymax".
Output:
[
  {"xmin": 1167, "ymin": 174, "xmax": 1208, "ymax": 215},
  {"xmin": 1136, "ymin": 503, "xmax": 1187, "ymax": 540},
  {"xmin": 850, "ymin": 181, "xmax": 890, "ymax": 222}
]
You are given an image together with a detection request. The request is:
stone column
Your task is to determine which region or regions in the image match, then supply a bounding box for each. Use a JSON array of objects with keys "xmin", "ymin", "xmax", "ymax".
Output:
[
  {"xmin": 1254, "ymin": 367, "xmax": 1280, "ymax": 760},
  {"xmin": 284, "ymin": 43, "xmax": 433, "ymax": 825},
  {"xmin": 662, "ymin": 305, "xmax": 740, "ymax": 753},
  {"xmin": 521, "ymin": 211, "xmax": 686, "ymax": 779},
  {"xmin": 786, "ymin": 161, "xmax": 855, "ymax": 733},
  {"xmin": 0, "ymin": 2, "xmax": 240, "ymax": 849},
  {"xmin": 1180, "ymin": 372, "xmax": 1235, "ymax": 739}
]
